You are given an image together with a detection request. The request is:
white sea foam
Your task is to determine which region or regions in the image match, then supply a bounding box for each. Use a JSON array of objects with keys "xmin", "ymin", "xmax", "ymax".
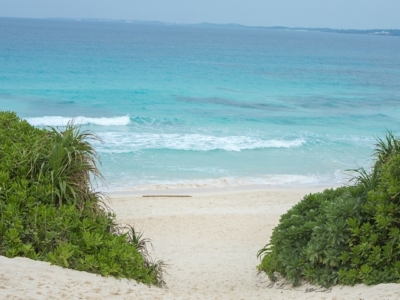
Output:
[
  {"xmin": 102, "ymin": 171, "xmax": 346, "ymax": 192},
  {"xmin": 26, "ymin": 115, "xmax": 130, "ymax": 126},
  {"xmin": 298, "ymin": 132, "xmax": 376, "ymax": 148},
  {"xmin": 96, "ymin": 132, "xmax": 306, "ymax": 152}
]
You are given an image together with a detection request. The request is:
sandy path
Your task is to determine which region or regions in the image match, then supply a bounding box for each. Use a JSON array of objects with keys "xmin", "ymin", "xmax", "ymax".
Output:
[
  {"xmin": 111, "ymin": 188, "xmax": 303, "ymax": 299},
  {"xmin": 1, "ymin": 187, "xmax": 400, "ymax": 299}
]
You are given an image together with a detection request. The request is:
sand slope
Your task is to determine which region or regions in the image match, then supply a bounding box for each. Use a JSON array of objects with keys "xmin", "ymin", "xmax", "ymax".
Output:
[{"xmin": 1, "ymin": 188, "xmax": 400, "ymax": 299}]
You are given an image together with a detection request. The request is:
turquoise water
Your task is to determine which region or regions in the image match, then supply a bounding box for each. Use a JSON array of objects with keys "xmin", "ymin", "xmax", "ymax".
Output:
[{"xmin": 1, "ymin": 18, "xmax": 400, "ymax": 191}]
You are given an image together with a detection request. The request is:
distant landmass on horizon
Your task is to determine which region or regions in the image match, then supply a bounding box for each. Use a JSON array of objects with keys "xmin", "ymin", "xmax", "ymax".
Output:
[{"xmin": 25, "ymin": 17, "xmax": 400, "ymax": 36}]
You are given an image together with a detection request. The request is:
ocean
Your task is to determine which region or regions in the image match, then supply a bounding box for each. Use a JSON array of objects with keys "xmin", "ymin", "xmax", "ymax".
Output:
[{"xmin": 1, "ymin": 18, "xmax": 400, "ymax": 191}]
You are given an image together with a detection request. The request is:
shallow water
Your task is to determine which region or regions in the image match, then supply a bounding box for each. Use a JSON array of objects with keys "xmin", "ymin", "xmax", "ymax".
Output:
[{"xmin": 1, "ymin": 18, "xmax": 400, "ymax": 191}]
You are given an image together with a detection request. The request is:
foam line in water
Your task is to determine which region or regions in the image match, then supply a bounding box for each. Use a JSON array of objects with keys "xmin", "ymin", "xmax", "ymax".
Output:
[
  {"xmin": 101, "ymin": 171, "xmax": 346, "ymax": 192},
  {"xmin": 26, "ymin": 116, "xmax": 130, "ymax": 126},
  {"xmin": 96, "ymin": 132, "xmax": 306, "ymax": 152}
]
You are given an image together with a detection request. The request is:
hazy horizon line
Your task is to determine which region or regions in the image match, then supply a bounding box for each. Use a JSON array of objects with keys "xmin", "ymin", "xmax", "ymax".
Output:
[{"xmin": 1, "ymin": 16, "xmax": 399, "ymax": 32}]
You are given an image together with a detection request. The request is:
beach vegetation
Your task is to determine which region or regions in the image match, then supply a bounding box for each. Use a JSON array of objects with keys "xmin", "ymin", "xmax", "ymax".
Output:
[
  {"xmin": 0, "ymin": 111, "xmax": 164, "ymax": 286},
  {"xmin": 258, "ymin": 131, "xmax": 400, "ymax": 287}
]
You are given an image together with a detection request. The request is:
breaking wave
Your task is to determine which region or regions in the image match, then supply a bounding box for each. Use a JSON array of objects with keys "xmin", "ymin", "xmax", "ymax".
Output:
[
  {"xmin": 96, "ymin": 132, "xmax": 306, "ymax": 152},
  {"xmin": 26, "ymin": 115, "xmax": 131, "ymax": 126}
]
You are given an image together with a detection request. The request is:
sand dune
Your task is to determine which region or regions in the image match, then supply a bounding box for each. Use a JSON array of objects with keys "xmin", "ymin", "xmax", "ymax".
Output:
[{"xmin": 1, "ymin": 188, "xmax": 400, "ymax": 299}]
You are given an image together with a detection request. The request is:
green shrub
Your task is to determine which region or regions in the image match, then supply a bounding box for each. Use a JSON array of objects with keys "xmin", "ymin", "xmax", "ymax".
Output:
[
  {"xmin": 0, "ymin": 111, "xmax": 164, "ymax": 286},
  {"xmin": 258, "ymin": 132, "xmax": 400, "ymax": 287}
]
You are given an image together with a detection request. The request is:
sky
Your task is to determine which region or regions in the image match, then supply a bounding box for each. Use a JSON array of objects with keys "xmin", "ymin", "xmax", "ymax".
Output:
[{"xmin": 1, "ymin": 0, "xmax": 400, "ymax": 29}]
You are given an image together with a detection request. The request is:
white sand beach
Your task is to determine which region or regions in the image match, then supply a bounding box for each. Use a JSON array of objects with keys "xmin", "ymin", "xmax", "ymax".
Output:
[{"xmin": 1, "ymin": 187, "xmax": 400, "ymax": 299}]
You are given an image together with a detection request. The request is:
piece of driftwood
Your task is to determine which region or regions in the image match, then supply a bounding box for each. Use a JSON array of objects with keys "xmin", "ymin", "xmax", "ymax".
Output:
[{"xmin": 142, "ymin": 195, "xmax": 192, "ymax": 198}]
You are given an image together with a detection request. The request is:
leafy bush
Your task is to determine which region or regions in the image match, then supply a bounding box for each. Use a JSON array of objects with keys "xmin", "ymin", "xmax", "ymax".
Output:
[
  {"xmin": 258, "ymin": 132, "xmax": 400, "ymax": 287},
  {"xmin": 0, "ymin": 111, "xmax": 164, "ymax": 286}
]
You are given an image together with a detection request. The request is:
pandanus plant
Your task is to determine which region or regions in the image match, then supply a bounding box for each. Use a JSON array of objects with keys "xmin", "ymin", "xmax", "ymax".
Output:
[{"xmin": 39, "ymin": 120, "xmax": 104, "ymax": 209}]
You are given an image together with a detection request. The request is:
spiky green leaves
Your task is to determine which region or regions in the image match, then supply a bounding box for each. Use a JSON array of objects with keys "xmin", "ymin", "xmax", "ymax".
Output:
[
  {"xmin": 38, "ymin": 120, "xmax": 105, "ymax": 208},
  {"xmin": 258, "ymin": 132, "xmax": 400, "ymax": 287},
  {"xmin": 0, "ymin": 111, "xmax": 164, "ymax": 286}
]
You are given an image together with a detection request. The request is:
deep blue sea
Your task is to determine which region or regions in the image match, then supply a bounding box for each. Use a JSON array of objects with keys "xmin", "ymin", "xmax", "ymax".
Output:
[{"xmin": 1, "ymin": 18, "xmax": 400, "ymax": 191}]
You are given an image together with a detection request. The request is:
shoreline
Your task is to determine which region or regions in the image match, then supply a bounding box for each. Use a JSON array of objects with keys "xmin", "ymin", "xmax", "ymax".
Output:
[{"xmin": 105, "ymin": 183, "xmax": 343, "ymax": 198}]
